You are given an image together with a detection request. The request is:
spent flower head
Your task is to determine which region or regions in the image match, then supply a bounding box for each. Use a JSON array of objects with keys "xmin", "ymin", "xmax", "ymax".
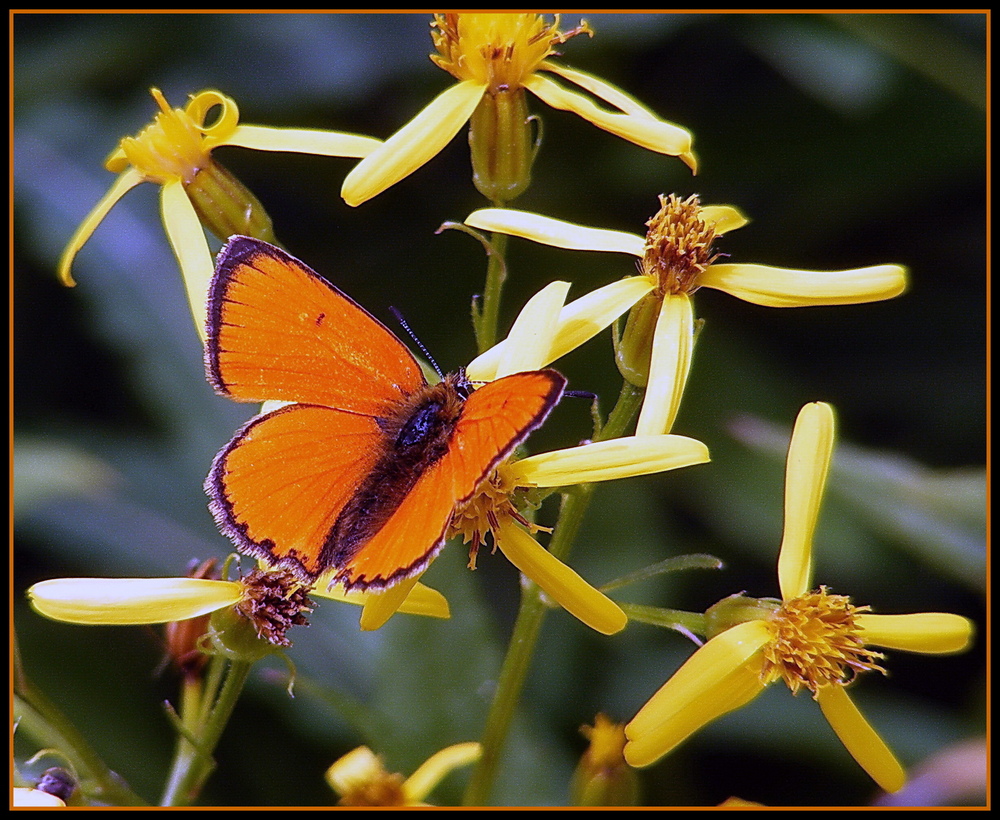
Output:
[
  {"xmin": 58, "ymin": 88, "xmax": 381, "ymax": 340},
  {"xmin": 342, "ymin": 13, "xmax": 695, "ymax": 207},
  {"xmin": 467, "ymin": 198, "xmax": 908, "ymax": 437},
  {"xmin": 622, "ymin": 402, "xmax": 974, "ymax": 793}
]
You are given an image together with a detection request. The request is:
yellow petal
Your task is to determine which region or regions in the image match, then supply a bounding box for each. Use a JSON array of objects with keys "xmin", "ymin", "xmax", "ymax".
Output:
[
  {"xmin": 325, "ymin": 746, "xmax": 384, "ymax": 796},
  {"xmin": 312, "ymin": 580, "xmax": 450, "ymax": 620},
  {"xmin": 508, "ymin": 434, "xmax": 709, "ymax": 487},
  {"xmin": 624, "ymin": 620, "xmax": 770, "ymax": 765},
  {"xmin": 539, "ymin": 61, "xmax": 660, "ymax": 120},
  {"xmin": 465, "ymin": 208, "xmax": 645, "ymax": 256},
  {"xmin": 635, "ymin": 293, "xmax": 695, "ymax": 437},
  {"xmin": 221, "ymin": 124, "xmax": 382, "ymax": 158},
  {"xmin": 697, "ymin": 204, "xmax": 750, "ymax": 235},
  {"xmin": 341, "ymin": 79, "xmax": 485, "ymax": 206},
  {"xmin": 403, "ymin": 742, "xmax": 482, "ymax": 802},
  {"xmin": 159, "ymin": 180, "xmax": 214, "ymax": 344},
  {"xmin": 57, "ymin": 167, "xmax": 145, "ymax": 286},
  {"xmin": 358, "ymin": 575, "xmax": 422, "ymax": 631},
  {"xmin": 698, "ymin": 263, "xmax": 908, "ymax": 307},
  {"xmin": 778, "ymin": 402, "xmax": 835, "ymax": 600},
  {"xmin": 466, "ymin": 276, "xmax": 654, "ymax": 382},
  {"xmin": 856, "ymin": 612, "xmax": 974, "ymax": 654},
  {"xmin": 816, "ymin": 684, "xmax": 906, "ymax": 793},
  {"xmin": 27, "ymin": 577, "xmax": 243, "ymax": 624},
  {"xmin": 525, "ymin": 73, "xmax": 696, "ymax": 171},
  {"xmin": 495, "ymin": 280, "xmax": 570, "ymax": 377},
  {"xmin": 13, "ymin": 788, "xmax": 65, "ymax": 807},
  {"xmin": 497, "ymin": 520, "xmax": 626, "ymax": 635}
]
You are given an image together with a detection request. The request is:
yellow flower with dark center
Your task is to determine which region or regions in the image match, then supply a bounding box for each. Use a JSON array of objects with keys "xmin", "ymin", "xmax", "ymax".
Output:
[
  {"xmin": 622, "ymin": 402, "xmax": 974, "ymax": 793},
  {"xmin": 466, "ymin": 199, "xmax": 908, "ymax": 436},
  {"xmin": 342, "ymin": 13, "xmax": 695, "ymax": 207},
  {"xmin": 325, "ymin": 743, "xmax": 481, "ymax": 807},
  {"xmin": 58, "ymin": 88, "xmax": 381, "ymax": 340}
]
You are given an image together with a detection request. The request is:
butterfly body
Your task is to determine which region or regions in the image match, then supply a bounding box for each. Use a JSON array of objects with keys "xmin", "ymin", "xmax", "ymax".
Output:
[{"xmin": 205, "ymin": 237, "xmax": 565, "ymax": 590}]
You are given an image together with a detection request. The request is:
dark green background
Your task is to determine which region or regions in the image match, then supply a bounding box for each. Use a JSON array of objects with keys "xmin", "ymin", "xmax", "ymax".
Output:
[{"xmin": 14, "ymin": 12, "xmax": 986, "ymax": 807}]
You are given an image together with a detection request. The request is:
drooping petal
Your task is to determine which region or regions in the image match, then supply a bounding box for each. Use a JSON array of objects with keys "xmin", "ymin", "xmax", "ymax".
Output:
[
  {"xmin": 697, "ymin": 263, "xmax": 908, "ymax": 307},
  {"xmin": 222, "ymin": 124, "xmax": 382, "ymax": 158},
  {"xmin": 466, "ymin": 276, "xmax": 654, "ymax": 382},
  {"xmin": 358, "ymin": 575, "xmax": 423, "ymax": 631},
  {"xmin": 465, "ymin": 208, "xmax": 645, "ymax": 256},
  {"xmin": 312, "ymin": 579, "xmax": 451, "ymax": 620},
  {"xmin": 402, "ymin": 742, "xmax": 482, "ymax": 802},
  {"xmin": 856, "ymin": 613, "xmax": 974, "ymax": 654},
  {"xmin": 816, "ymin": 684, "xmax": 906, "ymax": 793},
  {"xmin": 341, "ymin": 79, "xmax": 486, "ymax": 206},
  {"xmin": 496, "ymin": 520, "xmax": 626, "ymax": 635},
  {"xmin": 28, "ymin": 577, "xmax": 243, "ymax": 625},
  {"xmin": 57, "ymin": 167, "xmax": 145, "ymax": 286},
  {"xmin": 160, "ymin": 181, "xmax": 214, "ymax": 343},
  {"xmin": 697, "ymin": 204, "xmax": 750, "ymax": 235},
  {"xmin": 508, "ymin": 434, "xmax": 709, "ymax": 487},
  {"xmin": 624, "ymin": 620, "xmax": 770, "ymax": 766},
  {"xmin": 635, "ymin": 293, "xmax": 695, "ymax": 436},
  {"xmin": 495, "ymin": 280, "xmax": 570, "ymax": 377},
  {"xmin": 538, "ymin": 61, "xmax": 660, "ymax": 120},
  {"xmin": 524, "ymin": 73, "xmax": 696, "ymax": 171}
]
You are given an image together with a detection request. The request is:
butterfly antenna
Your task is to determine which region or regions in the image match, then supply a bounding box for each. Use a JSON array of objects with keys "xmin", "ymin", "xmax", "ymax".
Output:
[{"xmin": 389, "ymin": 307, "xmax": 444, "ymax": 380}]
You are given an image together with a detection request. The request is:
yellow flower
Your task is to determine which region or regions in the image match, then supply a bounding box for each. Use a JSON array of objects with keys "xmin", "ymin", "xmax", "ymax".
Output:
[
  {"xmin": 622, "ymin": 402, "xmax": 974, "ymax": 793},
  {"xmin": 325, "ymin": 743, "xmax": 481, "ymax": 807},
  {"xmin": 570, "ymin": 713, "xmax": 639, "ymax": 806},
  {"xmin": 449, "ymin": 281, "xmax": 711, "ymax": 636},
  {"xmin": 342, "ymin": 13, "xmax": 695, "ymax": 206},
  {"xmin": 58, "ymin": 88, "xmax": 381, "ymax": 340},
  {"xmin": 466, "ymin": 198, "xmax": 909, "ymax": 436},
  {"xmin": 27, "ymin": 568, "xmax": 448, "ymax": 636}
]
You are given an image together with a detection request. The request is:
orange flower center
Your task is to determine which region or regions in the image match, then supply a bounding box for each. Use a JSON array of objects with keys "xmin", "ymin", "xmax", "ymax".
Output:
[
  {"xmin": 760, "ymin": 586, "xmax": 886, "ymax": 696},
  {"xmin": 641, "ymin": 194, "xmax": 721, "ymax": 296},
  {"xmin": 430, "ymin": 12, "xmax": 590, "ymax": 92}
]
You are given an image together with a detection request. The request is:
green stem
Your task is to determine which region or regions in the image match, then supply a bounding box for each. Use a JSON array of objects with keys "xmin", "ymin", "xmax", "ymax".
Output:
[
  {"xmin": 462, "ymin": 380, "xmax": 645, "ymax": 806},
  {"xmin": 159, "ymin": 658, "xmax": 253, "ymax": 807},
  {"xmin": 474, "ymin": 231, "xmax": 508, "ymax": 354}
]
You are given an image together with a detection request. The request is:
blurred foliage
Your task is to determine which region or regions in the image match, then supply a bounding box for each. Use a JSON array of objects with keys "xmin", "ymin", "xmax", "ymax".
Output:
[{"xmin": 13, "ymin": 12, "xmax": 985, "ymax": 807}]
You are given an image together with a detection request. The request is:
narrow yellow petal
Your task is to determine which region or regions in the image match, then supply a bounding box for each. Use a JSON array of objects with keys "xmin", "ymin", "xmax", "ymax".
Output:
[
  {"xmin": 624, "ymin": 621, "xmax": 770, "ymax": 766},
  {"xmin": 160, "ymin": 181, "xmax": 214, "ymax": 344},
  {"xmin": 466, "ymin": 277, "xmax": 654, "ymax": 382},
  {"xmin": 525, "ymin": 73, "xmax": 696, "ymax": 171},
  {"xmin": 341, "ymin": 79, "xmax": 485, "ymax": 206},
  {"xmin": 817, "ymin": 685, "xmax": 906, "ymax": 793},
  {"xmin": 497, "ymin": 521, "xmax": 626, "ymax": 635},
  {"xmin": 358, "ymin": 575, "xmax": 422, "ymax": 631},
  {"xmin": 635, "ymin": 294, "xmax": 695, "ymax": 437},
  {"xmin": 697, "ymin": 204, "xmax": 750, "ymax": 236},
  {"xmin": 698, "ymin": 263, "xmax": 908, "ymax": 307},
  {"xmin": 325, "ymin": 746, "xmax": 383, "ymax": 796},
  {"xmin": 778, "ymin": 402, "xmax": 835, "ymax": 600},
  {"xmin": 465, "ymin": 208, "xmax": 645, "ymax": 256},
  {"xmin": 539, "ymin": 61, "xmax": 659, "ymax": 120},
  {"xmin": 222, "ymin": 124, "xmax": 382, "ymax": 158},
  {"xmin": 27, "ymin": 577, "xmax": 243, "ymax": 624},
  {"xmin": 856, "ymin": 612, "xmax": 974, "ymax": 654},
  {"xmin": 57, "ymin": 167, "xmax": 145, "ymax": 286},
  {"xmin": 313, "ymin": 580, "xmax": 450, "ymax": 620},
  {"xmin": 403, "ymin": 742, "xmax": 482, "ymax": 802},
  {"xmin": 495, "ymin": 280, "xmax": 570, "ymax": 377},
  {"xmin": 509, "ymin": 434, "xmax": 709, "ymax": 487},
  {"xmin": 13, "ymin": 789, "xmax": 65, "ymax": 807}
]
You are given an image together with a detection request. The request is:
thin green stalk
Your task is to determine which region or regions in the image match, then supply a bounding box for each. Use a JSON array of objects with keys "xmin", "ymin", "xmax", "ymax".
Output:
[
  {"xmin": 474, "ymin": 231, "xmax": 508, "ymax": 354},
  {"xmin": 159, "ymin": 658, "xmax": 253, "ymax": 807},
  {"xmin": 463, "ymin": 379, "xmax": 645, "ymax": 806}
]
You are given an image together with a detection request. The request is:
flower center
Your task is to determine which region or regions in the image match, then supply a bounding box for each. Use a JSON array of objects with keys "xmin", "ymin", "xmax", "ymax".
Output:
[
  {"xmin": 760, "ymin": 586, "xmax": 886, "ymax": 697},
  {"xmin": 236, "ymin": 567, "xmax": 312, "ymax": 647},
  {"xmin": 337, "ymin": 772, "xmax": 407, "ymax": 807},
  {"xmin": 114, "ymin": 89, "xmax": 233, "ymax": 184},
  {"xmin": 641, "ymin": 194, "xmax": 721, "ymax": 296},
  {"xmin": 448, "ymin": 466, "xmax": 548, "ymax": 569},
  {"xmin": 430, "ymin": 12, "xmax": 590, "ymax": 91}
]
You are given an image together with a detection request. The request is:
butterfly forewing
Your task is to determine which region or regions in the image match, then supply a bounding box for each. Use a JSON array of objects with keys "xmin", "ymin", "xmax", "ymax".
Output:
[{"xmin": 207, "ymin": 236, "xmax": 426, "ymax": 414}]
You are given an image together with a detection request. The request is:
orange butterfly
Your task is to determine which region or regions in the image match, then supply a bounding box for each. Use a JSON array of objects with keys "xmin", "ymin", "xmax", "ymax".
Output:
[{"xmin": 205, "ymin": 236, "xmax": 565, "ymax": 591}]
